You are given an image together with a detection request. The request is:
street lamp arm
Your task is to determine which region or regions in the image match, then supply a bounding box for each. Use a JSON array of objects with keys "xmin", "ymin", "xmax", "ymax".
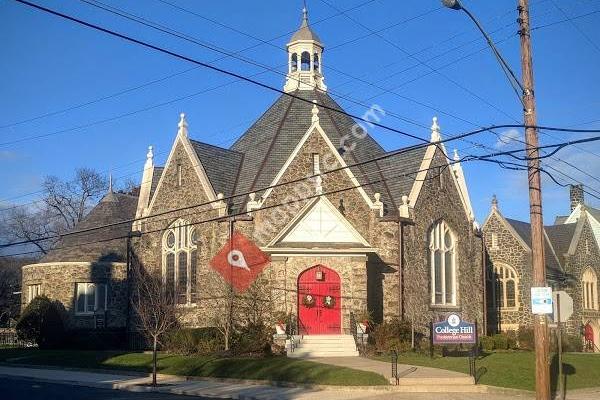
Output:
[{"xmin": 442, "ymin": 0, "xmax": 525, "ymax": 102}]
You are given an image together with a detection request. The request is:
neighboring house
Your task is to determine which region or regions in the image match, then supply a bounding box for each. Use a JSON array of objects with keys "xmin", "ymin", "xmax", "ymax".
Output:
[
  {"xmin": 483, "ymin": 186, "xmax": 600, "ymax": 351},
  {"xmin": 22, "ymin": 9, "xmax": 483, "ymax": 341}
]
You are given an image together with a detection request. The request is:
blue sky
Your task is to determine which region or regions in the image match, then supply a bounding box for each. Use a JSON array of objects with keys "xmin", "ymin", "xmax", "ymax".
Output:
[{"xmin": 1, "ymin": 0, "xmax": 599, "ymax": 225}]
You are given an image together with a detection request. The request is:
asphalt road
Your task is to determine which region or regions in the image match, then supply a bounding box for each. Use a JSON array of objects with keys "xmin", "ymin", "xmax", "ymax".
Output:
[{"xmin": 0, "ymin": 376, "xmax": 215, "ymax": 400}]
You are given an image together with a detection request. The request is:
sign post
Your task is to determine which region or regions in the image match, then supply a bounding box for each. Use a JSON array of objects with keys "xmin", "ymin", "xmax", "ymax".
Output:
[
  {"xmin": 432, "ymin": 314, "xmax": 478, "ymax": 380},
  {"xmin": 552, "ymin": 291, "xmax": 572, "ymax": 400}
]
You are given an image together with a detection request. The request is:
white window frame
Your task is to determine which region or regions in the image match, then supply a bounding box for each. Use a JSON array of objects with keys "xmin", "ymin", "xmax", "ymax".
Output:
[
  {"xmin": 429, "ymin": 220, "xmax": 457, "ymax": 306},
  {"xmin": 582, "ymin": 268, "xmax": 598, "ymax": 310},
  {"xmin": 163, "ymin": 219, "xmax": 197, "ymax": 305},
  {"xmin": 27, "ymin": 284, "xmax": 42, "ymax": 303},
  {"xmin": 494, "ymin": 263, "xmax": 519, "ymax": 311},
  {"xmin": 75, "ymin": 283, "xmax": 107, "ymax": 315}
]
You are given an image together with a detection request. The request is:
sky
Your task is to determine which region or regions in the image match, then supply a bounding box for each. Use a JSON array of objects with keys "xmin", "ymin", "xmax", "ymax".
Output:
[{"xmin": 1, "ymin": 0, "xmax": 599, "ymax": 229}]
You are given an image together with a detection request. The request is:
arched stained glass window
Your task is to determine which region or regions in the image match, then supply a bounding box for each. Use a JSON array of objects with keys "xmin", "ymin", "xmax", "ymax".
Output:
[
  {"xmin": 493, "ymin": 263, "xmax": 519, "ymax": 310},
  {"xmin": 163, "ymin": 220, "xmax": 198, "ymax": 305},
  {"xmin": 429, "ymin": 221, "xmax": 456, "ymax": 305}
]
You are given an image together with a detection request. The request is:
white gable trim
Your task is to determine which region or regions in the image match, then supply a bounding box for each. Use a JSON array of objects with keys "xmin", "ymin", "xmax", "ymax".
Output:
[
  {"xmin": 260, "ymin": 120, "xmax": 374, "ymax": 208},
  {"xmin": 147, "ymin": 133, "xmax": 219, "ymax": 215},
  {"xmin": 407, "ymin": 144, "xmax": 475, "ymax": 222},
  {"xmin": 564, "ymin": 204, "xmax": 582, "ymax": 224},
  {"xmin": 266, "ymin": 196, "xmax": 371, "ymax": 248},
  {"xmin": 566, "ymin": 213, "xmax": 588, "ymax": 255}
]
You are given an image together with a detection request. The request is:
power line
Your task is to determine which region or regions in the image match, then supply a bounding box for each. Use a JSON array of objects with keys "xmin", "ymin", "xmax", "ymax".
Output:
[
  {"xmin": 0, "ymin": 0, "xmax": 378, "ymax": 131},
  {"xmin": 3, "ymin": 124, "xmax": 600, "ymax": 250}
]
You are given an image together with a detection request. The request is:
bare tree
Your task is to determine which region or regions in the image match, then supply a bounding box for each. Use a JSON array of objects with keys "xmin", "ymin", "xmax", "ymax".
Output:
[
  {"xmin": 0, "ymin": 257, "xmax": 30, "ymax": 327},
  {"xmin": 2, "ymin": 168, "xmax": 107, "ymax": 253},
  {"xmin": 131, "ymin": 263, "xmax": 178, "ymax": 386}
]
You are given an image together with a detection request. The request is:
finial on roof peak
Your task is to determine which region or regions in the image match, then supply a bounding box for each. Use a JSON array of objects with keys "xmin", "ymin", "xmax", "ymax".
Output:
[
  {"xmin": 311, "ymin": 100, "xmax": 319, "ymax": 123},
  {"xmin": 492, "ymin": 194, "xmax": 498, "ymax": 210},
  {"xmin": 453, "ymin": 148, "xmax": 459, "ymax": 161},
  {"xmin": 430, "ymin": 116, "xmax": 441, "ymax": 142},
  {"xmin": 178, "ymin": 113, "xmax": 188, "ymax": 137},
  {"xmin": 147, "ymin": 145, "xmax": 153, "ymax": 160},
  {"xmin": 108, "ymin": 173, "xmax": 113, "ymax": 193},
  {"xmin": 302, "ymin": 5, "xmax": 308, "ymax": 27}
]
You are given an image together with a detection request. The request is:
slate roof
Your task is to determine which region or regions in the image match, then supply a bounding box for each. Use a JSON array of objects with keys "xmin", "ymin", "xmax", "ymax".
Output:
[
  {"xmin": 221, "ymin": 90, "xmax": 423, "ymax": 212},
  {"xmin": 41, "ymin": 192, "xmax": 138, "ymax": 263},
  {"xmin": 290, "ymin": 12, "xmax": 321, "ymax": 43},
  {"xmin": 189, "ymin": 140, "xmax": 243, "ymax": 198},
  {"xmin": 504, "ymin": 218, "xmax": 569, "ymax": 281},
  {"xmin": 545, "ymin": 223, "xmax": 577, "ymax": 266}
]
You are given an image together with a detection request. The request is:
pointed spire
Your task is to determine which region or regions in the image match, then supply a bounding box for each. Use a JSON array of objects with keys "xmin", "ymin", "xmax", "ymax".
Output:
[
  {"xmin": 178, "ymin": 113, "xmax": 188, "ymax": 137},
  {"xmin": 101, "ymin": 172, "xmax": 119, "ymax": 203},
  {"xmin": 301, "ymin": 4, "xmax": 308, "ymax": 27},
  {"xmin": 491, "ymin": 194, "xmax": 498, "ymax": 211},
  {"xmin": 453, "ymin": 148, "xmax": 460, "ymax": 161},
  {"xmin": 311, "ymin": 100, "xmax": 320, "ymax": 123},
  {"xmin": 430, "ymin": 116, "xmax": 441, "ymax": 142},
  {"xmin": 108, "ymin": 173, "xmax": 113, "ymax": 193}
]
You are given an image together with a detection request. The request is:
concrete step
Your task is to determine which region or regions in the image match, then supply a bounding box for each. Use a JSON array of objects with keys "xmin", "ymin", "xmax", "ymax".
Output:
[
  {"xmin": 288, "ymin": 350, "xmax": 360, "ymax": 358},
  {"xmin": 396, "ymin": 376, "xmax": 475, "ymax": 386},
  {"xmin": 389, "ymin": 383, "xmax": 486, "ymax": 393},
  {"xmin": 287, "ymin": 335, "xmax": 359, "ymax": 358}
]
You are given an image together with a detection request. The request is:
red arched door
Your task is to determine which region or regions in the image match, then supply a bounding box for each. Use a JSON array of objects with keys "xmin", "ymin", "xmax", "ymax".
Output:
[
  {"xmin": 298, "ymin": 265, "xmax": 341, "ymax": 335},
  {"xmin": 584, "ymin": 323, "xmax": 594, "ymax": 348}
]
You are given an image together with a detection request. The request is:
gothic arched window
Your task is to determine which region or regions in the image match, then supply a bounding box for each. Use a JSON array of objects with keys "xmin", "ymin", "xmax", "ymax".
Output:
[
  {"xmin": 582, "ymin": 268, "xmax": 598, "ymax": 310},
  {"xmin": 291, "ymin": 53, "xmax": 298, "ymax": 72},
  {"xmin": 429, "ymin": 221, "xmax": 456, "ymax": 305},
  {"xmin": 163, "ymin": 219, "xmax": 198, "ymax": 305},
  {"xmin": 494, "ymin": 263, "xmax": 519, "ymax": 310},
  {"xmin": 301, "ymin": 51, "xmax": 311, "ymax": 71},
  {"xmin": 313, "ymin": 53, "xmax": 320, "ymax": 72}
]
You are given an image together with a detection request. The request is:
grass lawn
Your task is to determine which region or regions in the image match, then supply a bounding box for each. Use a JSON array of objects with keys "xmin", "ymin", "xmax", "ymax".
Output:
[
  {"xmin": 375, "ymin": 351, "xmax": 600, "ymax": 391},
  {"xmin": 0, "ymin": 349, "xmax": 388, "ymax": 386}
]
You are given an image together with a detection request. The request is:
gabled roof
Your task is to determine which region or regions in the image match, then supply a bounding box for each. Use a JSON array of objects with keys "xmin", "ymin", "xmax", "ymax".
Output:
[
  {"xmin": 503, "ymin": 218, "xmax": 565, "ymax": 281},
  {"xmin": 545, "ymin": 223, "xmax": 577, "ymax": 266},
  {"xmin": 41, "ymin": 192, "xmax": 138, "ymax": 263},
  {"xmin": 189, "ymin": 140, "xmax": 243, "ymax": 198},
  {"xmin": 149, "ymin": 166, "xmax": 163, "ymax": 200},
  {"xmin": 228, "ymin": 90, "xmax": 404, "ymax": 211}
]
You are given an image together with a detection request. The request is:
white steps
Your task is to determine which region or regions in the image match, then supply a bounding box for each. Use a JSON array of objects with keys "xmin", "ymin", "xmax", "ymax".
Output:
[{"xmin": 287, "ymin": 335, "xmax": 359, "ymax": 358}]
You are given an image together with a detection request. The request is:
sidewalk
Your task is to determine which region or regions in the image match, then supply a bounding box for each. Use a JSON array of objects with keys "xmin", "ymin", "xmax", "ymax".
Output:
[{"xmin": 0, "ymin": 365, "xmax": 597, "ymax": 400}]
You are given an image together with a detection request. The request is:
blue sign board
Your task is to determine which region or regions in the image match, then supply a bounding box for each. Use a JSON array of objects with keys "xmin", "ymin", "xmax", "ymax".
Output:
[{"xmin": 432, "ymin": 314, "xmax": 476, "ymax": 344}]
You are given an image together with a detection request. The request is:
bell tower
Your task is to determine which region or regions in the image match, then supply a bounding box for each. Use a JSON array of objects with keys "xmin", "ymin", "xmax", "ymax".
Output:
[{"xmin": 284, "ymin": 7, "xmax": 327, "ymax": 92}]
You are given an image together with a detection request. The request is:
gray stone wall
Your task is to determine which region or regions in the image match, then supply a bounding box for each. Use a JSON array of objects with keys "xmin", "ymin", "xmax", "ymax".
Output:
[
  {"xmin": 561, "ymin": 219, "xmax": 600, "ymax": 336},
  {"xmin": 482, "ymin": 211, "xmax": 533, "ymax": 331},
  {"xmin": 21, "ymin": 262, "xmax": 127, "ymax": 329},
  {"xmin": 400, "ymin": 149, "xmax": 483, "ymax": 333}
]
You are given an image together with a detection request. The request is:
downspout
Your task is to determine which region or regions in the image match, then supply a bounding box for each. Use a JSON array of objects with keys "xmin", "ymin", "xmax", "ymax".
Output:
[
  {"xmin": 479, "ymin": 229, "xmax": 487, "ymax": 335},
  {"xmin": 398, "ymin": 220, "xmax": 404, "ymax": 320}
]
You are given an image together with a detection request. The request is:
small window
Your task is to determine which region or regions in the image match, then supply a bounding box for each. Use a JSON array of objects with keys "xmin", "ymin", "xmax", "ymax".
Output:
[
  {"xmin": 301, "ymin": 51, "xmax": 311, "ymax": 71},
  {"xmin": 312, "ymin": 153, "xmax": 320, "ymax": 175},
  {"xmin": 313, "ymin": 53, "xmax": 320, "ymax": 71},
  {"xmin": 27, "ymin": 284, "xmax": 41, "ymax": 303},
  {"xmin": 75, "ymin": 283, "xmax": 107, "ymax": 314},
  {"xmin": 291, "ymin": 53, "xmax": 298, "ymax": 72},
  {"xmin": 491, "ymin": 233, "xmax": 498, "ymax": 249},
  {"xmin": 177, "ymin": 164, "xmax": 183, "ymax": 187}
]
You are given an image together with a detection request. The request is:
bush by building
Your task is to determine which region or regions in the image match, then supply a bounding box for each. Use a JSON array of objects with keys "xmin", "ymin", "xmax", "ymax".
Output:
[{"xmin": 15, "ymin": 295, "xmax": 66, "ymax": 349}]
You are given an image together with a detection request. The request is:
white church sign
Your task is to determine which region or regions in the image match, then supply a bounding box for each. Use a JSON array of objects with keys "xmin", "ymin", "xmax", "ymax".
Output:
[{"xmin": 531, "ymin": 287, "xmax": 553, "ymax": 315}]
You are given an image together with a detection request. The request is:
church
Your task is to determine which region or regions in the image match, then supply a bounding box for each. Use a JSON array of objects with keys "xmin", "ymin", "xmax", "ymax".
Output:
[{"xmin": 21, "ymin": 9, "xmax": 484, "ymax": 351}]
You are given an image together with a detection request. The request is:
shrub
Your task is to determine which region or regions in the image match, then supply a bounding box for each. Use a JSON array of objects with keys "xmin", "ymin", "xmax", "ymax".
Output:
[
  {"xmin": 231, "ymin": 322, "xmax": 273, "ymax": 356},
  {"xmin": 517, "ymin": 326, "xmax": 535, "ymax": 350},
  {"xmin": 370, "ymin": 319, "xmax": 418, "ymax": 352},
  {"xmin": 480, "ymin": 335, "xmax": 495, "ymax": 351},
  {"xmin": 16, "ymin": 295, "xmax": 65, "ymax": 349},
  {"xmin": 164, "ymin": 328, "xmax": 224, "ymax": 355},
  {"xmin": 550, "ymin": 331, "xmax": 583, "ymax": 353},
  {"xmin": 492, "ymin": 333, "xmax": 509, "ymax": 350}
]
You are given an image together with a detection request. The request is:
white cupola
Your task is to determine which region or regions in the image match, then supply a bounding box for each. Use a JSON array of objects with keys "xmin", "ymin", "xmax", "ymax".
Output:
[{"xmin": 283, "ymin": 7, "xmax": 327, "ymax": 92}]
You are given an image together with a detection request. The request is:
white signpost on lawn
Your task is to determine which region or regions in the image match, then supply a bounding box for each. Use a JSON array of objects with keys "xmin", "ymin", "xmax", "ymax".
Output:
[{"xmin": 553, "ymin": 290, "xmax": 573, "ymax": 400}]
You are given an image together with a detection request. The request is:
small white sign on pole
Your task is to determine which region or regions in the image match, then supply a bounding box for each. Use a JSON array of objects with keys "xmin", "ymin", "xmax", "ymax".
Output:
[{"xmin": 531, "ymin": 287, "xmax": 553, "ymax": 315}]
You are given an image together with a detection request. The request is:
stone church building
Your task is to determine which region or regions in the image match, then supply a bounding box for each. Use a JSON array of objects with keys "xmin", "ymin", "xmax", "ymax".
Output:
[
  {"xmin": 483, "ymin": 185, "xmax": 600, "ymax": 351},
  {"xmin": 21, "ymin": 10, "xmax": 484, "ymax": 345}
]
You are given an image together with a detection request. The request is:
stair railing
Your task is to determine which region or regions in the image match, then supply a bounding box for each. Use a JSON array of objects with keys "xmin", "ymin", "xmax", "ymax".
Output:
[
  {"xmin": 349, "ymin": 311, "xmax": 366, "ymax": 355},
  {"xmin": 286, "ymin": 313, "xmax": 298, "ymax": 353}
]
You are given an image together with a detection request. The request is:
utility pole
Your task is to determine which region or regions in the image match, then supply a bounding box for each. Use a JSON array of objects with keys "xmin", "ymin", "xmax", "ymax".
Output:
[{"xmin": 518, "ymin": 1, "xmax": 550, "ymax": 399}]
